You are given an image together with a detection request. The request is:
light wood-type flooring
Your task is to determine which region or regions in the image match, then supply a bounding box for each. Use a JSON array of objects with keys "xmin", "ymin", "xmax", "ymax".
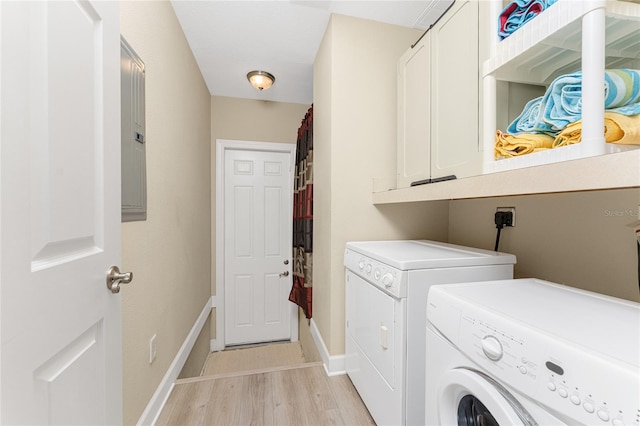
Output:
[{"xmin": 156, "ymin": 342, "xmax": 376, "ymax": 426}]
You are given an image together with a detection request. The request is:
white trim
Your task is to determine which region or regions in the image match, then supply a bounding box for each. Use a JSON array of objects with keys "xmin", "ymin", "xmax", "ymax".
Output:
[
  {"xmin": 310, "ymin": 319, "xmax": 346, "ymax": 377},
  {"xmin": 137, "ymin": 297, "xmax": 213, "ymax": 426},
  {"xmin": 215, "ymin": 139, "xmax": 298, "ymax": 350}
]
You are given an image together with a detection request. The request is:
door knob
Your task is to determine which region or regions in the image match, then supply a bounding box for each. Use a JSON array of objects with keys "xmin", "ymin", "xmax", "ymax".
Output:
[
  {"xmin": 106, "ymin": 265, "xmax": 133, "ymax": 294},
  {"xmin": 279, "ymin": 270, "xmax": 290, "ymax": 277}
]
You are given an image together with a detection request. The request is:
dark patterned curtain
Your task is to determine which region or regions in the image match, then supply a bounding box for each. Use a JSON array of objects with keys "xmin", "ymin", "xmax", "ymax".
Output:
[{"xmin": 288, "ymin": 106, "xmax": 313, "ymax": 318}]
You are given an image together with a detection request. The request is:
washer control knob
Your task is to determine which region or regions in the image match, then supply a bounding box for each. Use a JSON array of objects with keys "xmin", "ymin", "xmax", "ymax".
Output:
[
  {"xmin": 365, "ymin": 263, "xmax": 372, "ymax": 274},
  {"xmin": 570, "ymin": 394, "xmax": 581, "ymax": 405},
  {"xmin": 518, "ymin": 366, "xmax": 527, "ymax": 375},
  {"xmin": 381, "ymin": 273, "xmax": 394, "ymax": 288},
  {"xmin": 481, "ymin": 335, "xmax": 503, "ymax": 361},
  {"xmin": 612, "ymin": 418, "xmax": 625, "ymax": 426},
  {"xmin": 558, "ymin": 388, "xmax": 568, "ymax": 398},
  {"xmin": 583, "ymin": 402, "xmax": 595, "ymax": 414},
  {"xmin": 358, "ymin": 261, "xmax": 364, "ymax": 271},
  {"xmin": 546, "ymin": 382, "xmax": 557, "ymax": 391}
]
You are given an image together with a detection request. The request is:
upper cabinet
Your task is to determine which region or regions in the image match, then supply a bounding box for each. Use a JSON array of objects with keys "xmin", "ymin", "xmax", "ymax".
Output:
[
  {"xmin": 397, "ymin": 32, "xmax": 431, "ymax": 188},
  {"xmin": 384, "ymin": 0, "xmax": 640, "ymax": 203},
  {"xmin": 430, "ymin": 0, "xmax": 481, "ymax": 180},
  {"xmin": 397, "ymin": 0, "xmax": 480, "ymax": 188}
]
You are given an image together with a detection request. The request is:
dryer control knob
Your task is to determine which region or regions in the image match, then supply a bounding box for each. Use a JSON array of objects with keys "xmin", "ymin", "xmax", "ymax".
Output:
[
  {"xmin": 481, "ymin": 335, "xmax": 503, "ymax": 361},
  {"xmin": 381, "ymin": 273, "xmax": 394, "ymax": 287}
]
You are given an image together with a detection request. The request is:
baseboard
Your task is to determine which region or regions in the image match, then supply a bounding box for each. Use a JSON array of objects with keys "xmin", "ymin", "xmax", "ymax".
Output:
[
  {"xmin": 309, "ymin": 318, "xmax": 345, "ymax": 377},
  {"xmin": 137, "ymin": 296, "xmax": 213, "ymax": 426}
]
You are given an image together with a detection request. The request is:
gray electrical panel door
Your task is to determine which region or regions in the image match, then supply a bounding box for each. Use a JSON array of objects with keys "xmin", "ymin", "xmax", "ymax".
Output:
[{"xmin": 121, "ymin": 36, "xmax": 146, "ymax": 222}]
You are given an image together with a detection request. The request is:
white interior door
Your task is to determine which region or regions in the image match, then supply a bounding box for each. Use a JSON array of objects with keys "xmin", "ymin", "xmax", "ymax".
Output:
[
  {"xmin": 0, "ymin": 1, "xmax": 122, "ymax": 424},
  {"xmin": 221, "ymin": 141, "xmax": 296, "ymax": 347}
]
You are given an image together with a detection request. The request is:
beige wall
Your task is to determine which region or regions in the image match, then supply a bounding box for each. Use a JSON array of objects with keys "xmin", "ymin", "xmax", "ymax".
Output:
[
  {"xmin": 313, "ymin": 14, "xmax": 450, "ymax": 356},
  {"xmin": 120, "ymin": 2, "xmax": 212, "ymax": 424},
  {"xmin": 210, "ymin": 96, "xmax": 311, "ymax": 340},
  {"xmin": 449, "ymin": 188, "xmax": 640, "ymax": 302}
]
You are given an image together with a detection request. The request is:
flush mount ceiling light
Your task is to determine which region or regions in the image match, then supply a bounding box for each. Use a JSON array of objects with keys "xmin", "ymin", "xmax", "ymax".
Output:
[{"xmin": 247, "ymin": 70, "xmax": 275, "ymax": 91}]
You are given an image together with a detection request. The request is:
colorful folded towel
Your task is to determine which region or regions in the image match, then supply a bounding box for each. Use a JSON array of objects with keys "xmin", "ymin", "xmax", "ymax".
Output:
[
  {"xmin": 553, "ymin": 112, "xmax": 640, "ymax": 147},
  {"xmin": 498, "ymin": 0, "xmax": 558, "ymax": 40},
  {"xmin": 495, "ymin": 130, "xmax": 555, "ymax": 159},
  {"xmin": 507, "ymin": 69, "xmax": 640, "ymax": 135}
]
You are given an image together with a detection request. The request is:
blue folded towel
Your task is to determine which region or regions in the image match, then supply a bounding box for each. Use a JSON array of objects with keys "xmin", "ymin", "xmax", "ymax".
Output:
[
  {"xmin": 498, "ymin": 0, "xmax": 558, "ymax": 40},
  {"xmin": 507, "ymin": 69, "xmax": 640, "ymax": 135}
]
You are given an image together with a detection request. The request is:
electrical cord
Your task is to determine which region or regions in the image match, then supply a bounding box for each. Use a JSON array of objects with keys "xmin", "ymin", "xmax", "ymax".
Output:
[{"xmin": 494, "ymin": 225, "xmax": 503, "ymax": 252}]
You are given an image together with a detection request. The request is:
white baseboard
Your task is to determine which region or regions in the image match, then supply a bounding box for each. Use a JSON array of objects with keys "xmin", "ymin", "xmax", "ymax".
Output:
[
  {"xmin": 309, "ymin": 319, "xmax": 345, "ymax": 377},
  {"xmin": 137, "ymin": 296, "xmax": 213, "ymax": 426}
]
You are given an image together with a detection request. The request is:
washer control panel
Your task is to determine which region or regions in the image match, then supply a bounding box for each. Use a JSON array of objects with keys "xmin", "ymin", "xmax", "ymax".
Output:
[
  {"xmin": 344, "ymin": 248, "xmax": 406, "ymax": 298},
  {"xmin": 455, "ymin": 313, "xmax": 640, "ymax": 426}
]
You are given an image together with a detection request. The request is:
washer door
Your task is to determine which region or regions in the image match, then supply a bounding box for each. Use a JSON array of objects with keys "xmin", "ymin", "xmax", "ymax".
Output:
[{"xmin": 438, "ymin": 368, "xmax": 538, "ymax": 426}]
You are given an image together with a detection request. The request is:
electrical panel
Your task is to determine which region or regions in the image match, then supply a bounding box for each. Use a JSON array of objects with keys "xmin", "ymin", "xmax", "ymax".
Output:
[{"xmin": 121, "ymin": 36, "xmax": 147, "ymax": 222}]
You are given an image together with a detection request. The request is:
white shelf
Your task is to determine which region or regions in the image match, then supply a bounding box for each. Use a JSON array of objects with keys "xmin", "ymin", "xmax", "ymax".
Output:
[
  {"xmin": 372, "ymin": 150, "xmax": 640, "ymax": 204},
  {"xmin": 482, "ymin": 0, "xmax": 640, "ymax": 175},
  {"xmin": 483, "ymin": 0, "xmax": 640, "ymax": 84}
]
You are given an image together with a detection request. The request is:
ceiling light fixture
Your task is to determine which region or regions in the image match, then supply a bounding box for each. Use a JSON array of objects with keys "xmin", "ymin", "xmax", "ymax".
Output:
[{"xmin": 247, "ymin": 70, "xmax": 275, "ymax": 91}]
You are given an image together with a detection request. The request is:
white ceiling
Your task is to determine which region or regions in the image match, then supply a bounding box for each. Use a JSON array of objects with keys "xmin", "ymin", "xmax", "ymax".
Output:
[{"xmin": 170, "ymin": 0, "xmax": 454, "ymax": 105}]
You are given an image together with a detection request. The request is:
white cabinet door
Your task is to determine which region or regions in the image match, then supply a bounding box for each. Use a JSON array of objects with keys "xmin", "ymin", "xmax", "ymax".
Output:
[
  {"xmin": 397, "ymin": 35, "xmax": 431, "ymax": 188},
  {"xmin": 0, "ymin": 1, "xmax": 122, "ymax": 424},
  {"xmin": 430, "ymin": 0, "xmax": 481, "ymax": 180}
]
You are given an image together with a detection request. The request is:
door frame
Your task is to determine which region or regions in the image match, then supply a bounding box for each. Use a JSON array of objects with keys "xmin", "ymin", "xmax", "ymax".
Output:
[{"xmin": 214, "ymin": 139, "xmax": 298, "ymax": 351}]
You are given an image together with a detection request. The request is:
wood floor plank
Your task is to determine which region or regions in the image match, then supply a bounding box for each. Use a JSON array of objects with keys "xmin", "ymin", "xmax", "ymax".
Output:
[
  {"xmin": 202, "ymin": 342, "xmax": 306, "ymax": 376},
  {"xmin": 327, "ymin": 374, "xmax": 376, "ymax": 425},
  {"xmin": 158, "ymin": 343, "xmax": 375, "ymax": 426}
]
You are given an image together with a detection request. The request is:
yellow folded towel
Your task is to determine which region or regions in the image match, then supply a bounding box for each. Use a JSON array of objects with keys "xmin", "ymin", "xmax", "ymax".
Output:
[
  {"xmin": 494, "ymin": 130, "xmax": 554, "ymax": 159},
  {"xmin": 553, "ymin": 112, "xmax": 640, "ymax": 147}
]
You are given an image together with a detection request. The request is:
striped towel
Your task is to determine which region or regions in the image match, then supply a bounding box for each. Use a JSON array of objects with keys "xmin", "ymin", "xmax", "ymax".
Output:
[
  {"xmin": 498, "ymin": 0, "xmax": 558, "ymax": 40},
  {"xmin": 507, "ymin": 69, "xmax": 640, "ymax": 135}
]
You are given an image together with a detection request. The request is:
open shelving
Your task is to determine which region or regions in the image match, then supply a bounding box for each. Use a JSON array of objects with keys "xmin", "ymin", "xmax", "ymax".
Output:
[{"xmin": 483, "ymin": 0, "xmax": 640, "ymax": 173}]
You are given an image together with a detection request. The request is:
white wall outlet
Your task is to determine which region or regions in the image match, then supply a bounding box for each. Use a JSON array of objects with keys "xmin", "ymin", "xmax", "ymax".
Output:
[
  {"xmin": 496, "ymin": 207, "xmax": 516, "ymax": 227},
  {"xmin": 149, "ymin": 334, "xmax": 157, "ymax": 364}
]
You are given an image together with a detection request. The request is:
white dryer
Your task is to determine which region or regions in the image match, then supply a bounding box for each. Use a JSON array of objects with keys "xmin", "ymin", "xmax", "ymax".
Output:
[
  {"xmin": 425, "ymin": 279, "xmax": 640, "ymax": 426},
  {"xmin": 344, "ymin": 240, "xmax": 516, "ymax": 426}
]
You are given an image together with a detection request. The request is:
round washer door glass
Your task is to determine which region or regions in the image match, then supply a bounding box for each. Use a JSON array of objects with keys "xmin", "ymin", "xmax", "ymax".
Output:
[
  {"xmin": 438, "ymin": 368, "xmax": 536, "ymax": 426},
  {"xmin": 457, "ymin": 395, "xmax": 498, "ymax": 426}
]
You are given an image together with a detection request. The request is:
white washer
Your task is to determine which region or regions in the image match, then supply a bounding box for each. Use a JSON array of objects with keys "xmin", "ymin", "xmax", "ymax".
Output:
[
  {"xmin": 425, "ymin": 278, "xmax": 640, "ymax": 426},
  {"xmin": 343, "ymin": 240, "xmax": 516, "ymax": 425}
]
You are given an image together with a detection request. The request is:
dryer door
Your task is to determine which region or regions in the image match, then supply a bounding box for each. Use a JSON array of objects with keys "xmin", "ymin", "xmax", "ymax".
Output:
[{"xmin": 437, "ymin": 368, "xmax": 543, "ymax": 426}]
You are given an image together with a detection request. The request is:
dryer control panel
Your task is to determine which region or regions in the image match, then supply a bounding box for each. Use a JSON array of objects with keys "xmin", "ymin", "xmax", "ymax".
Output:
[{"xmin": 344, "ymin": 248, "xmax": 406, "ymax": 298}]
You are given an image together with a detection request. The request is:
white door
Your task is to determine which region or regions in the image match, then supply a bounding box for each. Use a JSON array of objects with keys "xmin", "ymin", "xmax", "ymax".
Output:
[
  {"xmin": 220, "ymin": 141, "xmax": 296, "ymax": 346},
  {"xmin": 0, "ymin": 1, "xmax": 123, "ymax": 424}
]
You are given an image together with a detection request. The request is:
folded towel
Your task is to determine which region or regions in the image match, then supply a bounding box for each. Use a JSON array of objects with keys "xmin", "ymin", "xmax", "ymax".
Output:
[
  {"xmin": 553, "ymin": 111, "xmax": 640, "ymax": 147},
  {"xmin": 495, "ymin": 130, "xmax": 555, "ymax": 159},
  {"xmin": 506, "ymin": 96, "xmax": 553, "ymax": 135},
  {"xmin": 498, "ymin": 0, "xmax": 558, "ymax": 40},
  {"xmin": 507, "ymin": 69, "xmax": 640, "ymax": 134}
]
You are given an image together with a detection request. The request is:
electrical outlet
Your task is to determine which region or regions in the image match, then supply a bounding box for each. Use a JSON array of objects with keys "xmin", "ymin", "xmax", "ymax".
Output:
[
  {"xmin": 149, "ymin": 334, "xmax": 157, "ymax": 364},
  {"xmin": 496, "ymin": 207, "xmax": 516, "ymax": 227}
]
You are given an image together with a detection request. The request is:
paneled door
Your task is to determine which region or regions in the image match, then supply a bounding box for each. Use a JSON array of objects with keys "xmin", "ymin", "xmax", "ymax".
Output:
[
  {"xmin": 221, "ymin": 141, "xmax": 296, "ymax": 347},
  {"xmin": 0, "ymin": 1, "xmax": 123, "ymax": 424}
]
